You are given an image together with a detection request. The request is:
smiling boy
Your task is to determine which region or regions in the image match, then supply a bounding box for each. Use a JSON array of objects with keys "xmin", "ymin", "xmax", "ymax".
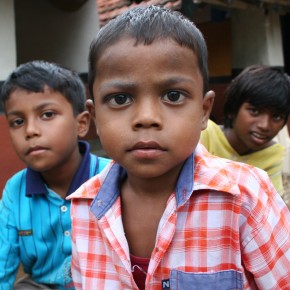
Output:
[
  {"xmin": 68, "ymin": 6, "xmax": 290, "ymax": 290},
  {"xmin": 200, "ymin": 65, "xmax": 290, "ymax": 194}
]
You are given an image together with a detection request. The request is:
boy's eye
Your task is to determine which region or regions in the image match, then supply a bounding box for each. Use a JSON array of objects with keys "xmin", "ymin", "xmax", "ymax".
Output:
[
  {"xmin": 272, "ymin": 114, "xmax": 284, "ymax": 122},
  {"xmin": 162, "ymin": 91, "xmax": 185, "ymax": 104},
  {"xmin": 10, "ymin": 118, "xmax": 24, "ymax": 127},
  {"xmin": 248, "ymin": 107, "xmax": 259, "ymax": 115},
  {"xmin": 42, "ymin": 111, "xmax": 56, "ymax": 119},
  {"xmin": 107, "ymin": 94, "xmax": 133, "ymax": 107}
]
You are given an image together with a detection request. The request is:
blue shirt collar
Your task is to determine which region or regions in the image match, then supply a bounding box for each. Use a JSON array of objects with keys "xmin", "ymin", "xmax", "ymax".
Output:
[
  {"xmin": 26, "ymin": 140, "xmax": 92, "ymax": 197},
  {"xmin": 175, "ymin": 153, "xmax": 195, "ymax": 207},
  {"xmin": 91, "ymin": 152, "xmax": 195, "ymax": 218}
]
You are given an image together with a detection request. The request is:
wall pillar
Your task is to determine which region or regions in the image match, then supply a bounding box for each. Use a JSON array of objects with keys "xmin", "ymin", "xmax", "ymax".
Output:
[
  {"xmin": 14, "ymin": 0, "xmax": 99, "ymax": 73},
  {"xmin": 0, "ymin": 1, "xmax": 17, "ymax": 81},
  {"xmin": 231, "ymin": 8, "xmax": 284, "ymax": 70}
]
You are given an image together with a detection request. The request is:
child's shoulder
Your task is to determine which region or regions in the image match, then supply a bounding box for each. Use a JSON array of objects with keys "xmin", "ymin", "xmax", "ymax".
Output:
[
  {"xmin": 67, "ymin": 160, "xmax": 114, "ymax": 200},
  {"xmin": 205, "ymin": 119, "xmax": 223, "ymax": 131},
  {"xmin": 5, "ymin": 168, "xmax": 28, "ymax": 188},
  {"xmin": 195, "ymin": 144, "xmax": 273, "ymax": 194},
  {"xmin": 97, "ymin": 156, "xmax": 111, "ymax": 170},
  {"xmin": 200, "ymin": 119, "xmax": 225, "ymax": 145},
  {"xmin": 1, "ymin": 168, "xmax": 28, "ymax": 202}
]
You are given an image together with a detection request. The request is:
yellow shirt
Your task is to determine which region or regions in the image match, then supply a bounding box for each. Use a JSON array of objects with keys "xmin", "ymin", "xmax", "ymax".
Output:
[{"xmin": 200, "ymin": 119, "xmax": 285, "ymax": 194}]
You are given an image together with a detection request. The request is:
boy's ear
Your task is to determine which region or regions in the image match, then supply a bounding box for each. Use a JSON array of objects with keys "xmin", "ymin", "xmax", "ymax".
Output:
[
  {"xmin": 201, "ymin": 90, "xmax": 215, "ymax": 130},
  {"xmin": 86, "ymin": 99, "xmax": 95, "ymax": 119},
  {"xmin": 76, "ymin": 110, "xmax": 90, "ymax": 138},
  {"xmin": 86, "ymin": 99, "xmax": 99, "ymax": 135}
]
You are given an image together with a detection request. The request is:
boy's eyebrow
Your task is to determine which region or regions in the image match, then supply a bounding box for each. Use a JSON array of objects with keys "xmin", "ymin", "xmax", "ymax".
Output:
[
  {"xmin": 99, "ymin": 76, "xmax": 197, "ymax": 90},
  {"xmin": 100, "ymin": 80, "xmax": 135, "ymax": 90}
]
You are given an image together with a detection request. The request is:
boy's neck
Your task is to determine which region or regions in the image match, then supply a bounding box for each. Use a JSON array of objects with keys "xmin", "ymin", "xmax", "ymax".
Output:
[
  {"xmin": 121, "ymin": 176, "xmax": 175, "ymax": 258},
  {"xmin": 122, "ymin": 170, "xmax": 180, "ymax": 200},
  {"xmin": 41, "ymin": 151, "xmax": 83, "ymax": 199}
]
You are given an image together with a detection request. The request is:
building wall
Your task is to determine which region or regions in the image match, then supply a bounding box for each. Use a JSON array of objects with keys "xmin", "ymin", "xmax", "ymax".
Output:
[
  {"xmin": 9, "ymin": 0, "xmax": 99, "ymax": 76},
  {"xmin": 231, "ymin": 9, "xmax": 284, "ymax": 69},
  {"xmin": 0, "ymin": 1, "xmax": 16, "ymax": 80}
]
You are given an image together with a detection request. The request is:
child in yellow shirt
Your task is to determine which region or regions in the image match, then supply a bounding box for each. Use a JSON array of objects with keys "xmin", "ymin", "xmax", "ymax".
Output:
[{"xmin": 201, "ymin": 65, "xmax": 290, "ymax": 194}]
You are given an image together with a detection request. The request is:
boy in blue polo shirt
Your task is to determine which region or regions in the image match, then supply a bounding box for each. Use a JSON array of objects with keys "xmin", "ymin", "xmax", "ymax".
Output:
[{"xmin": 0, "ymin": 60, "xmax": 110, "ymax": 290}]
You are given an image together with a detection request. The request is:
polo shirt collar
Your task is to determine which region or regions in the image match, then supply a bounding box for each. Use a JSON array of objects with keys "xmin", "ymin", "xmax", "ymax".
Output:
[{"xmin": 26, "ymin": 140, "xmax": 92, "ymax": 197}]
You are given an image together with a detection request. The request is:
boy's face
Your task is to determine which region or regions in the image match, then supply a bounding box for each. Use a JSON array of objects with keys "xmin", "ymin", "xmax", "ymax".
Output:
[
  {"xmin": 88, "ymin": 38, "xmax": 214, "ymax": 179},
  {"xmin": 5, "ymin": 87, "xmax": 89, "ymax": 173},
  {"xmin": 228, "ymin": 102, "xmax": 285, "ymax": 154}
]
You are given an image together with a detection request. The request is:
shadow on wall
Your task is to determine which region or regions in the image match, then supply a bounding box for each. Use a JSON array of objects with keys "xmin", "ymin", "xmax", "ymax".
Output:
[{"xmin": 0, "ymin": 114, "xmax": 26, "ymax": 196}]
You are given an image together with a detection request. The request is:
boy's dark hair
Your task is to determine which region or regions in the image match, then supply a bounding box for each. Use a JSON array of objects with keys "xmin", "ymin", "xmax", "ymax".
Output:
[
  {"xmin": 88, "ymin": 5, "xmax": 209, "ymax": 98},
  {"xmin": 1, "ymin": 60, "xmax": 86, "ymax": 116},
  {"xmin": 224, "ymin": 64, "xmax": 290, "ymax": 128}
]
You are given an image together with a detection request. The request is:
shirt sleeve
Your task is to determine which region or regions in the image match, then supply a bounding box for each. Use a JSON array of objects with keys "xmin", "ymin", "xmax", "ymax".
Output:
[
  {"xmin": 0, "ymin": 179, "xmax": 21, "ymax": 290},
  {"xmin": 241, "ymin": 171, "xmax": 290, "ymax": 289}
]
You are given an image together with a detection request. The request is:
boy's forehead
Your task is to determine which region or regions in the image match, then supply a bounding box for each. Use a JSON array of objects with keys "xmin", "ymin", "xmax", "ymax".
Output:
[
  {"xmin": 8, "ymin": 85, "xmax": 49, "ymax": 96},
  {"xmin": 6, "ymin": 86, "xmax": 67, "ymax": 105},
  {"xmin": 95, "ymin": 37, "xmax": 196, "ymax": 68},
  {"xmin": 95, "ymin": 38, "xmax": 199, "ymax": 74}
]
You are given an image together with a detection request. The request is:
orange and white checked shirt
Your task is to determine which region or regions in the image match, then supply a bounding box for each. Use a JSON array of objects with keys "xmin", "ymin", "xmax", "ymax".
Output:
[{"xmin": 68, "ymin": 144, "xmax": 290, "ymax": 290}]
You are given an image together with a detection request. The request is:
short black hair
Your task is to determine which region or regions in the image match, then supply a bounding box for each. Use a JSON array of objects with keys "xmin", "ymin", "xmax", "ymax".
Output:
[
  {"xmin": 1, "ymin": 60, "xmax": 86, "ymax": 116},
  {"xmin": 224, "ymin": 65, "xmax": 290, "ymax": 128},
  {"xmin": 88, "ymin": 5, "xmax": 209, "ymax": 98}
]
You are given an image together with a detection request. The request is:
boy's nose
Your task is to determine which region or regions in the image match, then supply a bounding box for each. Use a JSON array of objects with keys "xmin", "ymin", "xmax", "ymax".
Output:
[
  {"xmin": 257, "ymin": 114, "xmax": 271, "ymax": 130},
  {"xmin": 25, "ymin": 119, "xmax": 40, "ymax": 139},
  {"xmin": 132, "ymin": 99, "xmax": 162, "ymax": 130}
]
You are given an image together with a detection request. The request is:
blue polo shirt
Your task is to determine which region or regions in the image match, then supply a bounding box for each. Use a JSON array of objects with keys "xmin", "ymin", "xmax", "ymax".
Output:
[{"xmin": 0, "ymin": 141, "xmax": 110, "ymax": 290}]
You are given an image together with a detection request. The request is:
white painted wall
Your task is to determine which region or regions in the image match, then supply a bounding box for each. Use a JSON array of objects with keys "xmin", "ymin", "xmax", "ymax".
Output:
[
  {"xmin": 14, "ymin": 0, "xmax": 99, "ymax": 74},
  {"xmin": 231, "ymin": 8, "xmax": 284, "ymax": 68},
  {"xmin": 0, "ymin": 0, "xmax": 16, "ymax": 80},
  {"xmin": 265, "ymin": 11, "xmax": 284, "ymax": 66}
]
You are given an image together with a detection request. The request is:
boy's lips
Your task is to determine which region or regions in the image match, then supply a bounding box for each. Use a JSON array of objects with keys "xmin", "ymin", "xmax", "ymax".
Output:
[
  {"xmin": 26, "ymin": 146, "xmax": 47, "ymax": 155},
  {"xmin": 128, "ymin": 141, "xmax": 166, "ymax": 158},
  {"xmin": 250, "ymin": 131, "xmax": 271, "ymax": 146},
  {"xmin": 129, "ymin": 141, "xmax": 165, "ymax": 151},
  {"xmin": 251, "ymin": 132, "xmax": 269, "ymax": 140}
]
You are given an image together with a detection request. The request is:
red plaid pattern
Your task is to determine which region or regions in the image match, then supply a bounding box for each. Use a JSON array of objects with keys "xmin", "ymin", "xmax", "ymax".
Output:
[{"xmin": 68, "ymin": 144, "xmax": 290, "ymax": 289}]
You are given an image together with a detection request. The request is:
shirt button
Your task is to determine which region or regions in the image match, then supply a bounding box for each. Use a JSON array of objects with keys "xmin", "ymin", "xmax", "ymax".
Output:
[
  {"xmin": 64, "ymin": 230, "xmax": 70, "ymax": 237},
  {"xmin": 61, "ymin": 205, "xmax": 68, "ymax": 212}
]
